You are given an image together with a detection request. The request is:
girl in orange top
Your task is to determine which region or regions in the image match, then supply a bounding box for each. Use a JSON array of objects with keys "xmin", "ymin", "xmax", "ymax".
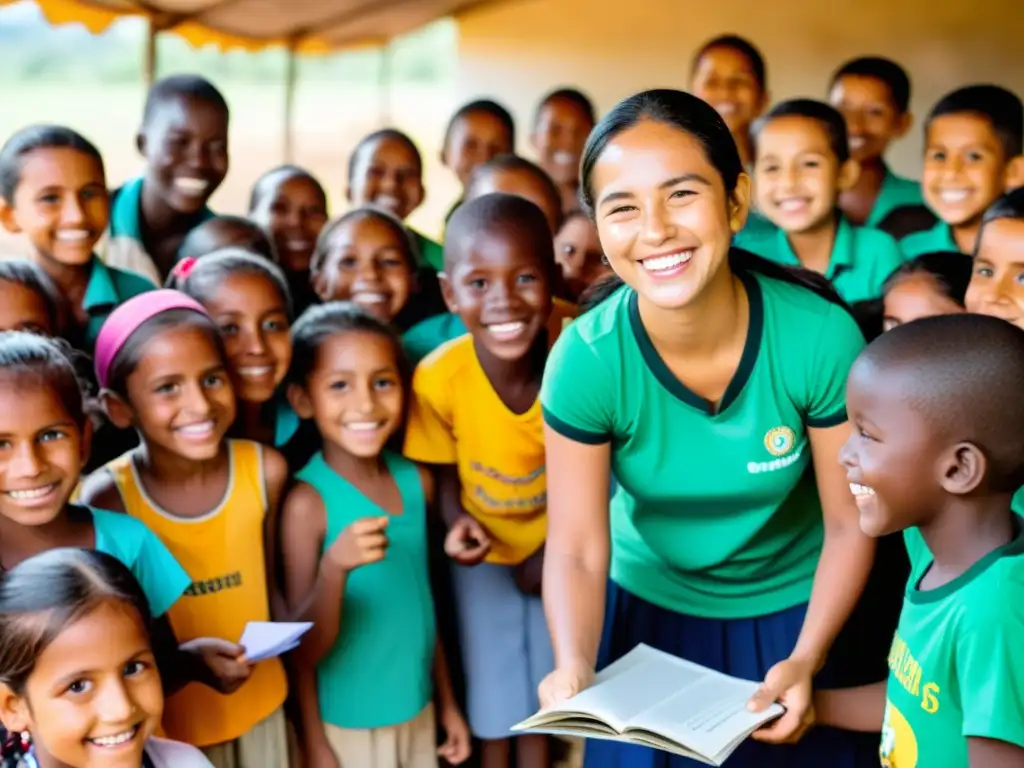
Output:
[{"xmin": 79, "ymin": 290, "xmax": 291, "ymax": 768}]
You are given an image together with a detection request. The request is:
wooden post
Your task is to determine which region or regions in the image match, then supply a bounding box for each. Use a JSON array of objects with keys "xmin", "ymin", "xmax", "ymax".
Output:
[
  {"xmin": 283, "ymin": 39, "xmax": 298, "ymax": 162},
  {"xmin": 379, "ymin": 39, "xmax": 393, "ymax": 126},
  {"xmin": 143, "ymin": 16, "xmax": 158, "ymax": 87}
]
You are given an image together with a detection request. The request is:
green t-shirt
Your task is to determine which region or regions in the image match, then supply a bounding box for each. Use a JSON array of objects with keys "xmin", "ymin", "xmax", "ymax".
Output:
[
  {"xmin": 734, "ymin": 216, "xmax": 905, "ymax": 304},
  {"xmin": 403, "ymin": 313, "xmax": 467, "ymax": 367},
  {"xmin": 899, "ymin": 220, "xmax": 961, "ymax": 259},
  {"xmin": 296, "ymin": 451, "xmax": 435, "ymax": 729},
  {"xmin": 411, "ymin": 229, "xmax": 444, "ymax": 273},
  {"xmin": 881, "ymin": 524, "xmax": 1024, "ymax": 767},
  {"xmin": 82, "ymin": 256, "xmax": 157, "ymax": 353},
  {"xmin": 867, "ymin": 167, "xmax": 925, "ymax": 228},
  {"xmin": 540, "ymin": 264, "xmax": 865, "ymax": 618}
]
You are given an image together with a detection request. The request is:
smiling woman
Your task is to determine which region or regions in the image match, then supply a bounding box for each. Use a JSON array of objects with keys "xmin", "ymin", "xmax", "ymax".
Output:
[{"xmin": 537, "ymin": 89, "xmax": 879, "ymax": 768}]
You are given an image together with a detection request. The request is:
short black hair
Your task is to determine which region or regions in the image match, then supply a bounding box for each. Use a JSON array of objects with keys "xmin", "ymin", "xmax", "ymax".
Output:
[
  {"xmin": 857, "ymin": 313, "xmax": 1024, "ymax": 491},
  {"xmin": 0, "ymin": 124, "xmax": 105, "ymax": 202},
  {"xmin": 534, "ymin": 88, "xmax": 596, "ymax": 128},
  {"xmin": 0, "ymin": 332, "xmax": 89, "ymax": 426},
  {"xmin": 882, "ymin": 251, "xmax": 973, "ymax": 306},
  {"xmin": 0, "ymin": 259, "xmax": 64, "ymax": 333},
  {"xmin": 311, "ymin": 207, "xmax": 419, "ymax": 277},
  {"xmin": 141, "ymin": 74, "xmax": 229, "ymax": 130},
  {"xmin": 444, "ymin": 99, "xmax": 516, "ymax": 152},
  {"xmin": 753, "ymin": 99, "xmax": 850, "ymax": 164},
  {"xmin": 692, "ymin": 35, "xmax": 767, "ymax": 92},
  {"xmin": 926, "ymin": 84, "xmax": 1024, "ymax": 158},
  {"xmin": 830, "ymin": 56, "xmax": 911, "ymax": 114},
  {"xmin": 167, "ymin": 247, "xmax": 294, "ymax": 320},
  {"xmin": 177, "ymin": 215, "xmax": 277, "ymax": 264},
  {"xmin": 346, "ymin": 129, "xmax": 422, "ymax": 187},
  {"xmin": 465, "ymin": 154, "xmax": 564, "ymax": 230},
  {"xmin": 105, "ymin": 308, "xmax": 225, "ymax": 398},
  {"xmin": 977, "ymin": 186, "xmax": 1024, "ymax": 255},
  {"xmin": 444, "ymin": 192, "xmax": 556, "ymax": 275},
  {"xmin": 248, "ymin": 164, "xmax": 327, "ymax": 214}
]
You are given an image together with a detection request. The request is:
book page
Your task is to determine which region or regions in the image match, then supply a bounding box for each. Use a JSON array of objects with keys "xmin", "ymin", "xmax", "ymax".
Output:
[{"xmin": 520, "ymin": 644, "xmax": 706, "ymax": 732}]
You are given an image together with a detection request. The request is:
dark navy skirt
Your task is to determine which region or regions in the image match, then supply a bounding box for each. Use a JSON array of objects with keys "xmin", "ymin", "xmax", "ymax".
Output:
[{"xmin": 583, "ymin": 581, "xmax": 881, "ymax": 768}]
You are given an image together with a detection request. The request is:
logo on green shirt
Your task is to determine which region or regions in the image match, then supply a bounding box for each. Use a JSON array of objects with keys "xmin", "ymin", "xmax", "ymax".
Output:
[{"xmin": 764, "ymin": 426, "xmax": 796, "ymax": 456}]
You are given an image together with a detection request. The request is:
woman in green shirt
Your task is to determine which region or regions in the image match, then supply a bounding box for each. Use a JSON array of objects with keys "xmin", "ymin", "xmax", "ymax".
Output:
[{"xmin": 538, "ymin": 89, "xmax": 877, "ymax": 767}]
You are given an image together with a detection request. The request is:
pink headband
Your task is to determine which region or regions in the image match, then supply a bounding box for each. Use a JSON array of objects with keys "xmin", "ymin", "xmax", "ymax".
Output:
[{"xmin": 94, "ymin": 289, "xmax": 210, "ymax": 389}]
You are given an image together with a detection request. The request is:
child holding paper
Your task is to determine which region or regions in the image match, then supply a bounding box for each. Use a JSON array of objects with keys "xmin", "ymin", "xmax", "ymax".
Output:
[{"xmin": 77, "ymin": 291, "xmax": 291, "ymax": 766}]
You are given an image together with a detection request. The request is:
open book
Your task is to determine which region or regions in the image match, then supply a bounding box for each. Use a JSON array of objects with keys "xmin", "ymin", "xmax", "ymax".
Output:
[{"xmin": 512, "ymin": 644, "xmax": 784, "ymax": 766}]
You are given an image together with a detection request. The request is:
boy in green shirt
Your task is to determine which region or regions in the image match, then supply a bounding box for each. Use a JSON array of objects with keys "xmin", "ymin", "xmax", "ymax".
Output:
[
  {"xmin": 827, "ymin": 57, "xmax": 927, "ymax": 231},
  {"xmin": 818, "ymin": 313, "xmax": 1024, "ymax": 768},
  {"xmin": 900, "ymin": 84, "xmax": 1024, "ymax": 259}
]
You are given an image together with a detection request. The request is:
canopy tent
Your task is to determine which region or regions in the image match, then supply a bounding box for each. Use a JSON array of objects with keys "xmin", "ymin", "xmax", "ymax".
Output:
[{"xmin": 3, "ymin": 0, "xmax": 503, "ymax": 157}]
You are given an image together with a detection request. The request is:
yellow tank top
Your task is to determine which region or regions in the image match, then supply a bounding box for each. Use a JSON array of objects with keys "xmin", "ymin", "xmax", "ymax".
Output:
[{"xmin": 106, "ymin": 440, "xmax": 287, "ymax": 747}]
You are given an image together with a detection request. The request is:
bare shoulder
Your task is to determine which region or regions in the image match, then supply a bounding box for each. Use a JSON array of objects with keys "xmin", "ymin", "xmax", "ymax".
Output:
[
  {"xmin": 415, "ymin": 463, "xmax": 436, "ymax": 506},
  {"xmin": 281, "ymin": 481, "xmax": 327, "ymax": 531},
  {"xmin": 260, "ymin": 445, "xmax": 290, "ymax": 498},
  {"xmin": 77, "ymin": 468, "xmax": 126, "ymax": 513}
]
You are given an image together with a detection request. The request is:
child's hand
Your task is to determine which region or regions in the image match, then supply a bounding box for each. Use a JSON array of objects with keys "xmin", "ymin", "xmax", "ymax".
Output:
[
  {"xmin": 326, "ymin": 516, "xmax": 390, "ymax": 572},
  {"xmin": 437, "ymin": 703, "xmax": 472, "ymax": 765},
  {"xmin": 179, "ymin": 637, "xmax": 254, "ymax": 694},
  {"xmin": 444, "ymin": 514, "xmax": 491, "ymax": 565},
  {"xmin": 513, "ymin": 547, "xmax": 544, "ymax": 595}
]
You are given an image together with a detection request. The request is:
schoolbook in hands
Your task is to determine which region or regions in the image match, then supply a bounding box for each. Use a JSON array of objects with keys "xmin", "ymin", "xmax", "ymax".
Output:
[
  {"xmin": 511, "ymin": 644, "xmax": 785, "ymax": 766},
  {"xmin": 239, "ymin": 621, "xmax": 313, "ymax": 663}
]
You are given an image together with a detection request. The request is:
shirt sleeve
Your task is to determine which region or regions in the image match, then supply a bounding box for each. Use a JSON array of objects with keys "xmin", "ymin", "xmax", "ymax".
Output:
[
  {"xmin": 403, "ymin": 357, "xmax": 458, "ymax": 465},
  {"xmin": 540, "ymin": 321, "xmax": 615, "ymax": 444},
  {"xmin": 958, "ymin": 606, "xmax": 1024, "ymax": 748},
  {"xmin": 802, "ymin": 302, "xmax": 866, "ymax": 428},
  {"xmin": 134, "ymin": 526, "xmax": 191, "ymax": 619}
]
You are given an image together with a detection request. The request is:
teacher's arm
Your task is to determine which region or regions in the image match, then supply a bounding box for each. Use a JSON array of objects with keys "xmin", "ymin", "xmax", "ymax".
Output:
[{"xmin": 538, "ymin": 426, "xmax": 612, "ymax": 708}]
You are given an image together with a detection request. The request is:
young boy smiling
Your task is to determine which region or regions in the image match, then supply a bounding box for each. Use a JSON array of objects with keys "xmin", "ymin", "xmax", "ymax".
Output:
[
  {"xmin": 818, "ymin": 314, "xmax": 1024, "ymax": 768},
  {"xmin": 900, "ymin": 84, "xmax": 1024, "ymax": 258}
]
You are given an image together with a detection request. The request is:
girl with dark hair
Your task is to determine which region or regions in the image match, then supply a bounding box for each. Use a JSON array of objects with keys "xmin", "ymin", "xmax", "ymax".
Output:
[{"xmin": 538, "ymin": 89, "xmax": 877, "ymax": 767}]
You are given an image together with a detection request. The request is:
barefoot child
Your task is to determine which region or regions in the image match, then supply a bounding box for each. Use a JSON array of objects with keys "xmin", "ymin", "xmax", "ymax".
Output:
[
  {"xmin": 0, "ymin": 126, "xmax": 156, "ymax": 353},
  {"xmin": 0, "ymin": 548, "xmax": 216, "ymax": 768},
  {"xmin": 167, "ymin": 250, "xmax": 295, "ymax": 448},
  {"xmin": 739, "ymin": 99, "xmax": 905, "ymax": 303},
  {"xmin": 106, "ymin": 75, "xmax": 230, "ymax": 284},
  {"xmin": 818, "ymin": 314, "xmax": 1024, "ymax": 767},
  {"xmin": 248, "ymin": 165, "xmax": 329, "ymax": 316},
  {"xmin": 0, "ymin": 259, "xmax": 63, "ymax": 335},
  {"xmin": 279, "ymin": 302, "xmax": 470, "ymax": 768},
  {"xmin": 404, "ymin": 194, "xmax": 567, "ymax": 768},
  {"xmin": 79, "ymin": 291, "xmax": 290, "ymax": 766}
]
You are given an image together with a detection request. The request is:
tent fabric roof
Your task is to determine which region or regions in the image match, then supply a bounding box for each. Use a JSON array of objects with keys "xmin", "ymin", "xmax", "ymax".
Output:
[{"xmin": 2, "ymin": 0, "xmax": 497, "ymax": 52}]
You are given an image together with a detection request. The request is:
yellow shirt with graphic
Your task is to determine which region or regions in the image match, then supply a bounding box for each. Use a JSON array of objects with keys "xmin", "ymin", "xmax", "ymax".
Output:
[
  {"xmin": 404, "ymin": 300, "xmax": 576, "ymax": 565},
  {"xmin": 105, "ymin": 440, "xmax": 287, "ymax": 747}
]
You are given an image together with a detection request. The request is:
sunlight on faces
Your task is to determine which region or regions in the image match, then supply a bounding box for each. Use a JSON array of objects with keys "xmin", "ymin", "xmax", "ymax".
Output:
[
  {"xmin": 113, "ymin": 326, "xmax": 236, "ymax": 462},
  {"xmin": 315, "ymin": 216, "xmax": 414, "ymax": 323},
  {"xmin": 591, "ymin": 119, "xmax": 748, "ymax": 310},
  {"xmin": 468, "ymin": 168, "xmax": 561, "ymax": 236},
  {"xmin": 0, "ymin": 378, "xmax": 87, "ymax": 528},
  {"xmin": 966, "ymin": 218, "xmax": 1024, "ymax": 329},
  {"xmin": 442, "ymin": 229, "xmax": 553, "ymax": 362},
  {"xmin": 828, "ymin": 75, "xmax": 911, "ymax": 163},
  {"xmin": 289, "ymin": 332, "xmax": 404, "ymax": 458},
  {"xmin": 0, "ymin": 147, "xmax": 108, "ymax": 268},
  {"xmin": 882, "ymin": 273, "xmax": 965, "ymax": 332},
  {"xmin": 0, "ymin": 282, "xmax": 54, "ymax": 335},
  {"xmin": 840, "ymin": 360, "xmax": 945, "ymax": 537},
  {"xmin": 691, "ymin": 47, "xmax": 766, "ymax": 136},
  {"xmin": 923, "ymin": 114, "xmax": 1016, "ymax": 226},
  {"xmin": 754, "ymin": 115, "xmax": 859, "ymax": 234},
  {"xmin": 139, "ymin": 95, "xmax": 228, "ymax": 214},
  {"xmin": 202, "ymin": 273, "xmax": 292, "ymax": 405},
  {"xmin": 532, "ymin": 98, "xmax": 594, "ymax": 187},
  {"xmin": 444, "ymin": 112, "xmax": 514, "ymax": 187},
  {"xmin": 0, "ymin": 599, "xmax": 163, "ymax": 768},
  {"xmin": 250, "ymin": 173, "xmax": 327, "ymax": 274},
  {"xmin": 347, "ymin": 136, "xmax": 424, "ymax": 221}
]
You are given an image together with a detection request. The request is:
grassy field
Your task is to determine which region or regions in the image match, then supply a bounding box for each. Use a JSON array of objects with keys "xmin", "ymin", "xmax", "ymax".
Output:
[{"xmin": 0, "ymin": 79, "xmax": 464, "ymax": 257}]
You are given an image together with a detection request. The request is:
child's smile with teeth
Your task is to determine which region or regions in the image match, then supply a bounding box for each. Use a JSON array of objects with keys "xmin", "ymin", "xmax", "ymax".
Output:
[
  {"xmin": 88, "ymin": 724, "xmax": 140, "ymax": 748},
  {"xmin": 641, "ymin": 250, "xmax": 693, "ymax": 273},
  {"xmin": 849, "ymin": 482, "xmax": 875, "ymax": 498}
]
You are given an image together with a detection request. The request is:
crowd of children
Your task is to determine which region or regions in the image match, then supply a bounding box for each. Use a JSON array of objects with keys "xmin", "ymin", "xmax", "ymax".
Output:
[{"xmin": 0, "ymin": 29, "xmax": 1021, "ymax": 768}]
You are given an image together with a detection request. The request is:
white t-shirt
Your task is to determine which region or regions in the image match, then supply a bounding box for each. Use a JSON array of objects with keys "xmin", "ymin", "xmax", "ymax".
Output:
[{"xmin": 26, "ymin": 737, "xmax": 213, "ymax": 768}]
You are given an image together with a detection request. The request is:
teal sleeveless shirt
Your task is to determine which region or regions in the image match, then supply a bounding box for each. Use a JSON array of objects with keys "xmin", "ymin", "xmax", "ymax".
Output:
[{"xmin": 296, "ymin": 451, "xmax": 436, "ymax": 729}]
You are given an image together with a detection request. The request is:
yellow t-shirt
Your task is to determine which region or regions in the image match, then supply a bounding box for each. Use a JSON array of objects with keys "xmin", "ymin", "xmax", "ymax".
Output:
[
  {"xmin": 105, "ymin": 440, "xmax": 287, "ymax": 747},
  {"xmin": 404, "ymin": 300, "xmax": 577, "ymax": 565}
]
